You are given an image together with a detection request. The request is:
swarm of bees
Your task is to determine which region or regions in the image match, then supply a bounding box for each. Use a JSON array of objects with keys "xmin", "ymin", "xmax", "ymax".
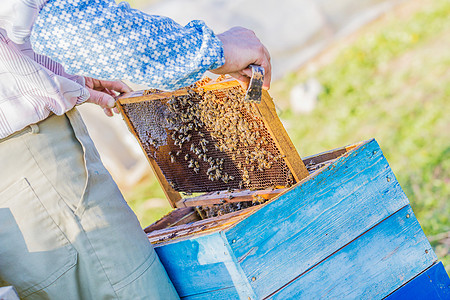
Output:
[
  {"xmin": 160, "ymin": 84, "xmax": 292, "ymax": 190},
  {"xmin": 121, "ymin": 80, "xmax": 296, "ymax": 218}
]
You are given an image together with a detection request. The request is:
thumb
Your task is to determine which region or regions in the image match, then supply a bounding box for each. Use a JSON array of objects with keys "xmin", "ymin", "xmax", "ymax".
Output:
[{"xmin": 86, "ymin": 88, "xmax": 115, "ymax": 108}]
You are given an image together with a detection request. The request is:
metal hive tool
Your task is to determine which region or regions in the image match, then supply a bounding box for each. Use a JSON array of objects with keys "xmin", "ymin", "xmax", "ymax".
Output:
[{"xmin": 117, "ymin": 76, "xmax": 309, "ymax": 208}]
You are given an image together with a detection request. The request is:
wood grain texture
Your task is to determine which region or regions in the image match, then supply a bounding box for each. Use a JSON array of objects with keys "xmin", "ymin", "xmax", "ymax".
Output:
[
  {"xmin": 269, "ymin": 205, "xmax": 437, "ymax": 299},
  {"xmin": 118, "ymin": 89, "xmax": 189, "ymax": 103},
  {"xmin": 253, "ymin": 91, "xmax": 309, "ymax": 182},
  {"xmin": 201, "ymin": 78, "xmax": 241, "ymax": 91},
  {"xmin": 177, "ymin": 188, "xmax": 288, "ymax": 208},
  {"xmin": 116, "ymin": 100, "xmax": 182, "ymax": 207},
  {"xmin": 144, "ymin": 207, "xmax": 198, "ymax": 233},
  {"xmin": 301, "ymin": 140, "xmax": 363, "ymax": 166},
  {"xmin": 384, "ymin": 261, "xmax": 450, "ymax": 300},
  {"xmin": 224, "ymin": 139, "xmax": 410, "ymax": 298},
  {"xmin": 148, "ymin": 206, "xmax": 258, "ymax": 245},
  {"xmin": 181, "ymin": 287, "xmax": 240, "ymax": 300},
  {"xmin": 155, "ymin": 232, "xmax": 256, "ymax": 299}
]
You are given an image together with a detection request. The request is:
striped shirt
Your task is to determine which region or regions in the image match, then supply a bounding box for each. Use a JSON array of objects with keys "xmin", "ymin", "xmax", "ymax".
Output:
[
  {"xmin": 0, "ymin": 29, "xmax": 89, "ymax": 138},
  {"xmin": 0, "ymin": 0, "xmax": 224, "ymax": 138}
]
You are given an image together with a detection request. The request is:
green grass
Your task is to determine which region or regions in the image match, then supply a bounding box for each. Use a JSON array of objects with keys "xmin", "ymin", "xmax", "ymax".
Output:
[
  {"xmin": 125, "ymin": 0, "xmax": 450, "ymax": 272},
  {"xmin": 123, "ymin": 176, "xmax": 173, "ymax": 228},
  {"xmin": 273, "ymin": 0, "xmax": 450, "ymax": 271}
]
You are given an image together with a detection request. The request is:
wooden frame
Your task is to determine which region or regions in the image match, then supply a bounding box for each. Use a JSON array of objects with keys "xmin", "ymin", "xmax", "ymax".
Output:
[{"xmin": 116, "ymin": 79, "xmax": 309, "ymax": 208}]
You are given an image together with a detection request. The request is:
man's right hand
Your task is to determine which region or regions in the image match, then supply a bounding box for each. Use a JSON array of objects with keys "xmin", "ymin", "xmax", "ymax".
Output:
[{"xmin": 211, "ymin": 27, "xmax": 272, "ymax": 90}]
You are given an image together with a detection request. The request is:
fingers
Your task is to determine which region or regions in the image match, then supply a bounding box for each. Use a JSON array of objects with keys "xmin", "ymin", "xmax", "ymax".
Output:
[
  {"xmin": 99, "ymin": 80, "xmax": 132, "ymax": 94},
  {"xmin": 86, "ymin": 88, "xmax": 116, "ymax": 108},
  {"xmin": 85, "ymin": 77, "xmax": 132, "ymax": 94},
  {"xmin": 103, "ymin": 106, "xmax": 120, "ymax": 117},
  {"xmin": 254, "ymin": 45, "xmax": 271, "ymax": 90},
  {"xmin": 240, "ymin": 67, "xmax": 253, "ymax": 78},
  {"xmin": 261, "ymin": 45, "xmax": 271, "ymax": 90},
  {"xmin": 103, "ymin": 108, "xmax": 114, "ymax": 117},
  {"xmin": 212, "ymin": 26, "xmax": 272, "ymax": 89},
  {"xmin": 228, "ymin": 72, "xmax": 250, "ymax": 90}
]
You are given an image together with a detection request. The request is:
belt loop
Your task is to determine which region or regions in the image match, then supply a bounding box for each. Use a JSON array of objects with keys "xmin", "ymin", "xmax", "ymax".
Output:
[{"xmin": 30, "ymin": 124, "xmax": 40, "ymax": 134}]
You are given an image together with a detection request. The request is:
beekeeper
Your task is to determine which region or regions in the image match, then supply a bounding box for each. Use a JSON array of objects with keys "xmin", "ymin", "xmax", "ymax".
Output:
[{"xmin": 0, "ymin": 0, "xmax": 271, "ymax": 299}]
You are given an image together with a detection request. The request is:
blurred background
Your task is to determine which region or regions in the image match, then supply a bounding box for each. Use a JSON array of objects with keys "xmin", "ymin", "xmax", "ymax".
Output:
[{"xmin": 80, "ymin": 0, "xmax": 449, "ymax": 271}]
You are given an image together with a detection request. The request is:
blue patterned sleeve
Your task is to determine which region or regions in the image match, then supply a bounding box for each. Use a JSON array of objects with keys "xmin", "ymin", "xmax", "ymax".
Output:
[{"xmin": 30, "ymin": 0, "xmax": 225, "ymax": 91}]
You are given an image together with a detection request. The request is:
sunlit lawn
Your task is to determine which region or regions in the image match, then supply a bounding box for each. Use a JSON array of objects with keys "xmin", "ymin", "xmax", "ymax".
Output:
[
  {"xmin": 272, "ymin": 0, "xmax": 450, "ymax": 271},
  {"xmin": 124, "ymin": 0, "xmax": 450, "ymax": 272}
]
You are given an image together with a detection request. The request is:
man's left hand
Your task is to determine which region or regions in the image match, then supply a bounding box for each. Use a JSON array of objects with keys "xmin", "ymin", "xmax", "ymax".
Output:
[{"xmin": 84, "ymin": 77, "xmax": 132, "ymax": 117}]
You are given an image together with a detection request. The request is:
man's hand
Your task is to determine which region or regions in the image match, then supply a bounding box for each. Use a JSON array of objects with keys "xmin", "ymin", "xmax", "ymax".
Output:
[
  {"xmin": 211, "ymin": 27, "xmax": 271, "ymax": 90},
  {"xmin": 84, "ymin": 77, "xmax": 132, "ymax": 116}
]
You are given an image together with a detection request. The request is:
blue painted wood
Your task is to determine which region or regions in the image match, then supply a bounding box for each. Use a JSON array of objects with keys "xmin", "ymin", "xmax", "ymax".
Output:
[
  {"xmin": 269, "ymin": 205, "xmax": 437, "ymax": 299},
  {"xmin": 181, "ymin": 286, "xmax": 240, "ymax": 300},
  {"xmin": 385, "ymin": 262, "xmax": 450, "ymax": 300},
  {"xmin": 155, "ymin": 233, "xmax": 238, "ymax": 298},
  {"xmin": 155, "ymin": 232, "xmax": 256, "ymax": 299},
  {"xmin": 224, "ymin": 139, "xmax": 410, "ymax": 298},
  {"xmin": 153, "ymin": 140, "xmax": 441, "ymax": 299}
]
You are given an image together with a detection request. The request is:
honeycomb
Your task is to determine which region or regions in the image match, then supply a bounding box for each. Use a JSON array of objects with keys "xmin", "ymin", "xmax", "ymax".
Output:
[{"xmin": 120, "ymin": 82, "xmax": 294, "ymax": 193}]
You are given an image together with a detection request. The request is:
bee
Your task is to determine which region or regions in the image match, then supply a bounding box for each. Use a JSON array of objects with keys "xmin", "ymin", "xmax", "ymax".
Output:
[{"xmin": 168, "ymin": 181, "xmax": 176, "ymax": 189}]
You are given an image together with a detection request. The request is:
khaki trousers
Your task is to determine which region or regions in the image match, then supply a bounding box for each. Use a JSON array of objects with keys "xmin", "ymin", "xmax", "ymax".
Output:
[{"xmin": 0, "ymin": 109, "xmax": 179, "ymax": 300}]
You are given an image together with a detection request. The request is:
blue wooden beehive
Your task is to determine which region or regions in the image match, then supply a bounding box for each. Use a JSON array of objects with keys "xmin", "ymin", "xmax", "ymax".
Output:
[{"xmin": 146, "ymin": 139, "xmax": 450, "ymax": 299}]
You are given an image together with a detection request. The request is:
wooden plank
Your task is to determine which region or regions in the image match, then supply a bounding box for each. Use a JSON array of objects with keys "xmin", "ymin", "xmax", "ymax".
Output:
[
  {"xmin": 181, "ymin": 286, "xmax": 240, "ymax": 300},
  {"xmin": 144, "ymin": 207, "xmax": 197, "ymax": 233},
  {"xmin": 268, "ymin": 205, "xmax": 437, "ymax": 299},
  {"xmin": 148, "ymin": 206, "xmax": 259, "ymax": 245},
  {"xmin": 116, "ymin": 100, "xmax": 182, "ymax": 207},
  {"xmin": 200, "ymin": 78, "xmax": 240, "ymax": 91},
  {"xmin": 177, "ymin": 188, "xmax": 288, "ymax": 208},
  {"xmin": 253, "ymin": 91, "xmax": 309, "ymax": 182},
  {"xmin": 301, "ymin": 140, "xmax": 365, "ymax": 166},
  {"xmin": 117, "ymin": 89, "xmax": 189, "ymax": 103},
  {"xmin": 155, "ymin": 232, "xmax": 256, "ymax": 299},
  {"xmin": 224, "ymin": 139, "xmax": 411, "ymax": 298},
  {"xmin": 384, "ymin": 261, "xmax": 450, "ymax": 300}
]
